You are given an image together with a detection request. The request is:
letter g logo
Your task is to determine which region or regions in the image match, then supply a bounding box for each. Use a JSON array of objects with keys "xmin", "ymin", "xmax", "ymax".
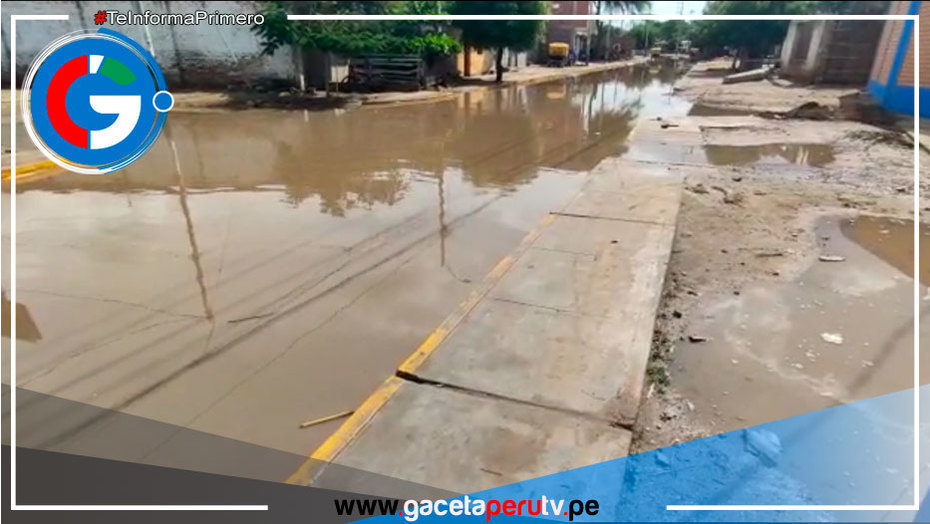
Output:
[{"xmin": 22, "ymin": 28, "xmax": 173, "ymax": 174}]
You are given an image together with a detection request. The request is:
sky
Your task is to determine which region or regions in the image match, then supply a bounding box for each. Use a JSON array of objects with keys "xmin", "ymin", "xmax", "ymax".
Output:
[{"xmin": 647, "ymin": 1, "xmax": 708, "ymax": 16}]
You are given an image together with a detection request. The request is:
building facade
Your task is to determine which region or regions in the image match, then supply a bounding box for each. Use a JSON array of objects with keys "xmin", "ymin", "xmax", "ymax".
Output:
[
  {"xmin": 547, "ymin": 1, "xmax": 595, "ymax": 56},
  {"xmin": 2, "ymin": 1, "xmax": 297, "ymax": 89},
  {"xmin": 868, "ymin": 0, "xmax": 928, "ymax": 116},
  {"xmin": 780, "ymin": 20, "xmax": 883, "ymax": 85}
]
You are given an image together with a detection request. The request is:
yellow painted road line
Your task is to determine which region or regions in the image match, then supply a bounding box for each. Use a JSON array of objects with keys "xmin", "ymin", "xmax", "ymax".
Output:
[
  {"xmin": 289, "ymin": 118, "xmax": 649, "ymax": 486},
  {"xmin": 287, "ymin": 213, "xmax": 557, "ymax": 485},
  {"xmin": 1, "ymin": 159, "xmax": 59, "ymax": 181},
  {"xmin": 285, "ymin": 376, "xmax": 403, "ymax": 485},
  {"xmin": 399, "ymin": 213, "xmax": 554, "ymax": 375}
]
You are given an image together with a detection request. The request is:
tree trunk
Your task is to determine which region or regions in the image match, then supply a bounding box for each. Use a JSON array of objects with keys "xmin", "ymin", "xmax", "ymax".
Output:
[
  {"xmin": 464, "ymin": 45, "xmax": 471, "ymax": 77},
  {"xmin": 495, "ymin": 47, "xmax": 504, "ymax": 83}
]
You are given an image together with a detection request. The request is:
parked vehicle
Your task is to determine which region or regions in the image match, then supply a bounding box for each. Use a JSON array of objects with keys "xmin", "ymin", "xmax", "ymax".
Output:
[{"xmin": 547, "ymin": 42, "xmax": 572, "ymax": 67}]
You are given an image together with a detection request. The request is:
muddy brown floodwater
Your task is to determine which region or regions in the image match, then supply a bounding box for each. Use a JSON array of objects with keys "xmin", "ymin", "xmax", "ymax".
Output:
[
  {"xmin": 702, "ymin": 143, "xmax": 836, "ymax": 168},
  {"xmin": 2, "ymin": 64, "xmax": 691, "ymax": 458},
  {"xmin": 842, "ymin": 215, "xmax": 930, "ymax": 285}
]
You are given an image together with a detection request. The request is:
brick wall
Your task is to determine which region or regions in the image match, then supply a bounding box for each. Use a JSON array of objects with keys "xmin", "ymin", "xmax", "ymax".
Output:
[
  {"xmin": 870, "ymin": 0, "xmax": 910, "ymax": 85},
  {"xmin": 896, "ymin": 1, "xmax": 930, "ymax": 86},
  {"xmin": 820, "ymin": 20, "xmax": 884, "ymax": 84}
]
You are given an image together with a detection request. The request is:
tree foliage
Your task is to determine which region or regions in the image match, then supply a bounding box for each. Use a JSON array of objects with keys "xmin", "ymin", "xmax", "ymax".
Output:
[
  {"xmin": 691, "ymin": 1, "xmax": 813, "ymax": 58},
  {"xmin": 448, "ymin": 1, "xmax": 545, "ymax": 52},
  {"xmin": 592, "ymin": 1, "xmax": 652, "ymax": 14},
  {"xmin": 813, "ymin": 0, "xmax": 890, "ymax": 14},
  {"xmin": 252, "ymin": 1, "xmax": 460, "ymax": 58},
  {"xmin": 448, "ymin": 1, "xmax": 546, "ymax": 82},
  {"xmin": 628, "ymin": 20, "xmax": 693, "ymax": 50},
  {"xmin": 619, "ymin": 0, "xmax": 889, "ymax": 58}
]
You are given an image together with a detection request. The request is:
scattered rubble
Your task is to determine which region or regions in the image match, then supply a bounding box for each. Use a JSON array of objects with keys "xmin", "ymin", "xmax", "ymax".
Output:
[
  {"xmin": 711, "ymin": 185, "xmax": 745, "ymax": 205},
  {"xmin": 687, "ymin": 183, "xmax": 709, "ymax": 194},
  {"xmin": 722, "ymin": 65, "xmax": 774, "ymax": 85},
  {"xmin": 633, "ymin": 60, "xmax": 925, "ymax": 456},
  {"xmin": 742, "ymin": 428, "xmax": 782, "ymax": 467}
]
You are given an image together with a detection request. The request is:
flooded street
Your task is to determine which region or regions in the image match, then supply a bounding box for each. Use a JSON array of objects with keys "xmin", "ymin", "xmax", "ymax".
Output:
[{"xmin": 3, "ymin": 64, "xmax": 690, "ymax": 455}]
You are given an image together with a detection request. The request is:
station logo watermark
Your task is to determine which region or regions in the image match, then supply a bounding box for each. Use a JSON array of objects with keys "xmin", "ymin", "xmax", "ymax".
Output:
[
  {"xmin": 21, "ymin": 28, "xmax": 173, "ymax": 174},
  {"xmin": 94, "ymin": 9, "xmax": 265, "ymax": 26}
]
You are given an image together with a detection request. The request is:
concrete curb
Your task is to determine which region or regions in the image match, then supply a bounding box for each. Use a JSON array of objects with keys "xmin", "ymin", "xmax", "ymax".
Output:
[{"xmin": 293, "ymin": 120, "xmax": 702, "ymax": 493}]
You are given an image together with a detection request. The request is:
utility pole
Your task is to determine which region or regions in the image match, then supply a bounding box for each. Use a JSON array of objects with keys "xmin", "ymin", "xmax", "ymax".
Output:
[{"xmin": 644, "ymin": 23, "xmax": 649, "ymax": 53}]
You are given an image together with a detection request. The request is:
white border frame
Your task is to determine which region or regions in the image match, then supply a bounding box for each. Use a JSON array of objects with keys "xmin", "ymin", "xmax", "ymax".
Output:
[
  {"xmin": 1, "ymin": 9, "xmax": 920, "ymax": 515},
  {"xmin": 3, "ymin": 12, "xmax": 267, "ymax": 512}
]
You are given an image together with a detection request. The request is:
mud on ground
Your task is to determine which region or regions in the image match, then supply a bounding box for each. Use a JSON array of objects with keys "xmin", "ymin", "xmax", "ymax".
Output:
[
  {"xmin": 675, "ymin": 59, "xmax": 858, "ymax": 114},
  {"xmin": 632, "ymin": 102, "xmax": 929, "ymax": 453}
]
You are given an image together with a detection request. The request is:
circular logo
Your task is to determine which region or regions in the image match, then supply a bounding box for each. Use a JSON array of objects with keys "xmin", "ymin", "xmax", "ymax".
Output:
[{"xmin": 22, "ymin": 29, "xmax": 173, "ymax": 174}]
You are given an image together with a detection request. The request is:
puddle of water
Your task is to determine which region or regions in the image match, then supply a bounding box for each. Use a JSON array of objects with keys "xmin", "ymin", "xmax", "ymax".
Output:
[
  {"xmin": 702, "ymin": 143, "xmax": 836, "ymax": 167},
  {"xmin": 841, "ymin": 215, "xmax": 929, "ymax": 285}
]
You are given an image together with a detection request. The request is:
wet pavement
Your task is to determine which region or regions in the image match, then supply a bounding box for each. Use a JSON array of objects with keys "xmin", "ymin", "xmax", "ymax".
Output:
[{"xmin": 3, "ymin": 64, "xmax": 691, "ymax": 456}]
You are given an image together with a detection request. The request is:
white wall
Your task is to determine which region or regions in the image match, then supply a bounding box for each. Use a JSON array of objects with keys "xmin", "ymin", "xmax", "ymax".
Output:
[
  {"xmin": 2, "ymin": 1, "xmax": 297, "ymax": 88},
  {"xmin": 779, "ymin": 20, "xmax": 828, "ymax": 82}
]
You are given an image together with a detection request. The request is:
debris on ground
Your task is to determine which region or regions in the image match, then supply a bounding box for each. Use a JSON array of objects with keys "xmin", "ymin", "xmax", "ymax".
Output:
[
  {"xmin": 754, "ymin": 249, "xmax": 785, "ymax": 258},
  {"xmin": 688, "ymin": 183, "xmax": 709, "ymax": 194},
  {"xmin": 837, "ymin": 91, "xmax": 900, "ymax": 126},
  {"xmin": 299, "ymin": 410, "xmax": 354, "ymax": 429},
  {"xmin": 742, "ymin": 428, "xmax": 782, "ymax": 467},
  {"xmin": 633, "ymin": 60, "xmax": 926, "ymax": 457},
  {"xmin": 818, "ymin": 255, "xmax": 846, "ymax": 262},
  {"xmin": 781, "ymin": 101, "xmax": 835, "ymax": 121},
  {"xmin": 722, "ymin": 65, "xmax": 773, "ymax": 85},
  {"xmin": 711, "ymin": 185, "xmax": 745, "ymax": 205},
  {"xmin": 674, "ymin": 59, "xmax": 852, "ymax": 114},
  {"xmin": 655, "ymin": 450, "xmax": 671, "ymax": 468}
]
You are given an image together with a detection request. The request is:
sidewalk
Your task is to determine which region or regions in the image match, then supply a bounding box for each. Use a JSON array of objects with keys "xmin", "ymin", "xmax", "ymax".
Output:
[{"xmin": 289, "ymin": 120, "xmax": 704, "ymax": 494}]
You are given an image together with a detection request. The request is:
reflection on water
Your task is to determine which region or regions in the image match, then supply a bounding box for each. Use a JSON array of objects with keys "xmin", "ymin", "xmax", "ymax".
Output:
[
  {"xmin": 841, "ymin": 215, "xmax": 929, "ymax": 285},
  {"xmin": 20, "ymin": 65, "xmax": 683, "ymax": 217},
  {"xmin": 703, "ymin": 143, "xmax": 836, "ymax": 167}
]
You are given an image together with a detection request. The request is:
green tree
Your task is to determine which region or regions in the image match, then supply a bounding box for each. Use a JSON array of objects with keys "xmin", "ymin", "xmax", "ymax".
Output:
[
  {"xmin": 592, "ymin": 1, "xmax": 651, "ymax": 59},
  {"xmin": 814, "ymin": 0, "xmax": 890, "ymax": 14},
  {"xmin": 253, "ymin": 1, "xmax": 460, "ymax": 58},
  {"xmin": 592, "ymin": 1, "xmax": 652, "ymax": 14},
  {"xmin": 693, "ymin": 1, "xmax": 813, "ymax": 67},
  {"xmin": 448, "ymin": 1, "xmax": 546, "ymax": 83},
  {"xmin": 628, "ymin": 20, "xmax": 693, "ymax": 50}
]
